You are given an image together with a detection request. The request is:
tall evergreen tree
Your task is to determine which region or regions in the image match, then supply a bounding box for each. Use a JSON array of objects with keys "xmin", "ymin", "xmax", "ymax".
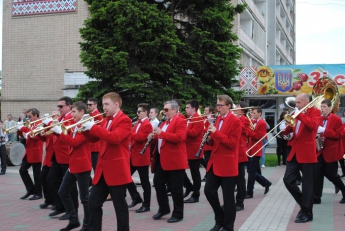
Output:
[{"xmin": 78, "ymin": 0, "xmax": 245, "ymax": 115}]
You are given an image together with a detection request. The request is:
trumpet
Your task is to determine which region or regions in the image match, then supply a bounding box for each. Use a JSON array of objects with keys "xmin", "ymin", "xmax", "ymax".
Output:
[
  {"xmin": 25, "ymin": 113, "xmax": 58, "ymax": 127},
  {"xmin": 246, "ymin": 112, "xmax": 255, "ymax": 130},
  {"xmin": 30, "ymin": 118, "xmax": 74, "ymax": 137},
  {"xmin": 2, "ymin": 122, "xmax": 24, "ymax": 134},
  {"xmin": 61, "ymin": 113, "xmax": 105, "ymax": 135}
]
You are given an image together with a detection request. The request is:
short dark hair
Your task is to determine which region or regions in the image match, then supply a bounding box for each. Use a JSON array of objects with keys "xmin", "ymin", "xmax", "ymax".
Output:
[
  {"xmin": 217, "ymin": 95, "xmax": 233, "ymax": 108},
  {"xmin": 88, "ymin": 97, "xmax": 98, "ymax": 105},
  {"xmin": 151, "ymin": 108, "xmax": 159, "ymax": 114},
  {"xmin": 237, "ymin": 101, "xmax": 249, "ymax": 113},
  {"xmin": 321, "ymin": 99, "xmax": 332, "ymax": 107},
  {"xmin": 137, "ymin": 103, "xmax": 150, "ymax": 114},
  {"xmin": 205, "ymin": 105, "xmax": 214, "ymax": 113},
  {"xmin": 279, "ymin": 111, "xmax": 287, "ymax": 121},
  {"xmin": 27, "ymin": 108, "xmax": 40, "ymax": 117},
  {"xmin": 59, "ymin": 96, "xmax": 73, "ymax": 106},
  {"xmin": 186, "ymin": 99, "xmax": 199, "ymax": 111},
  {"xmin": 72, "ymin": 101, "xmax": 87, "ymax": 113},
  {"xmin": 252, "ymin": 107, "xmax": 262, "ymax": 114}
]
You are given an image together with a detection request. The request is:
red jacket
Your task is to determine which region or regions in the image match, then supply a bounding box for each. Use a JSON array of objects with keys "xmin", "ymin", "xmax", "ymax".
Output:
[
  {"xmin": 152, "ymin": 115, "xmax": 188, "ymax": 172},
  {"xmin": 318, "ymin": 113, "xmax": 344, "ymax": 162},
  {"xmin": 84, "ymin": 110, "xmax": 132, "ymax": 186},
  {"xmin": 50, "ymin": 112, "xmax": 75, "ymax": 164},
  {"xmin": 59, "ymin": 129, "xmax": 92, "ymax": 174},
  {"xmin": 186, "ymin": 113, "xmax": 204, "ymax": 159},
  {"xmin": 207, "ymin": 112, "xmax": 241, "ymax": 177},
  {"xmin": 38, "ymin": 134, "xmax": 54, "ymax": 167},
  {"xmin": 283, "ymin": 107, "xmax": 321, "ymax": 163},
  {"xmin": 18, "ymin": 122, "xmax": 43, "ymax": 163},
  {"xmin": 131, "ymin": 118, "xmax": 152, "ymax": 166},
  {"xmin": 247, "ymin": 119, "xmax": 266, "ymax": 157},
  {"xmin": 89, "ymin": 109, "xmax": 104, "ymax": 152},
  {"xmin": 237, "ymin": 115, "xmax": 250, "ymax": 163}
]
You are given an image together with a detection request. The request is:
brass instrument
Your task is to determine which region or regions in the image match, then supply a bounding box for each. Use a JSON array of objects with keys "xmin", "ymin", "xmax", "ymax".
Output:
[
  {"xmin": 230, "ymin": 106, "xmax": 257, "ymax": 111},
  {"xmin": 132, "ymin": 116, "xmax": 138, "ymax": 126},
  {"xmin": 61, "ymin": 113, "xmax": 105, "ymax": 135},
  {"xmin": 25, "ymin": 113, "xmax": 58, "ymax": 127},
  {"xmin": 246, "ymin": 76, "xmax": 339, "ymax": 157},
  {"xmin": 2, "ymin": 122, "xmax": 24, "ymax": 134},
  {"xmin": 246, "ymin": 112, "xmax": 255, "ymax": 130},
  {"xmin": 316, "ymin": 134, "xmax": 324, "ymax": 152},
  {"xmin": 195, "ymin": 112, "xmax": 220, "ymax": 158},
  {"xmin": 30, "ymin": 118, "xmax": 74, "ymax": 137}
]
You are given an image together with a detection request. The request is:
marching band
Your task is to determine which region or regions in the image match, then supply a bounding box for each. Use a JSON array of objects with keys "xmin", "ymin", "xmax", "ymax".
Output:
[{"xmin": 2, "ymin": 75, "xmax": 345, "ymax": 231}]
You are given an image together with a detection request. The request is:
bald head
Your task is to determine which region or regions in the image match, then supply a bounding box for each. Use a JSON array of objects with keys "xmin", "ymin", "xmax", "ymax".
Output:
[{"xmin": 296, "ymin": 93, "xmax": 310, "ymax": 109}]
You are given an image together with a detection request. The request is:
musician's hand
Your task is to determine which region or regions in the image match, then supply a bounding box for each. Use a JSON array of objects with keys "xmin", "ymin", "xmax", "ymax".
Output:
[
  {"xmin": 294, "ymin": 107, "xmax": 300, "ymax": 115},
  {"xmin": 147, "ymin": 133, "xmax": 154, "ymax": 140},
  {"xmin": 279, "ymin": 121, "xmax": 287, "ymax": 131},
  {"xmin": 42, "ymin": 117, "xmax": 52, "ymax": 125},
  {"xmin": 82, "ymin": 119, "xmax": 95, "ymax": 131},
  {"xmin": 17, "ymin": 122, "xmax": 24, "ymax": 131},
  {"xmin": 22, "ymin": 132, "xmax": 30, "ymax": 139},
  {"xmin": 208, "ymin": 124, "xmax": 217, "ymax": 133},
  {"xmin": 82, "ymin": 114, "xmax": 90, "ymax": 120},
  {"xmin": 317, "ymin": 126, "xmax": 325, "ymax": 133},
  {"xmin": 154, "ymin": 127, "xmax": 162, "ymax": 135},
  {"xmin": 51, "ymin": 125, "xmax": 62, "ymax": 135}
]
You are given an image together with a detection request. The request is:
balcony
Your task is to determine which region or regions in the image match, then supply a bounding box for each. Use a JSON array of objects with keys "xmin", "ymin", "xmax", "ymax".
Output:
[
  {"xmin": 276, "ymin": 38, "xmax": 293, "ymax": 64},
  {"xmin": 239, "ymin": 27, "xmax": 266, "ymax": 62}
]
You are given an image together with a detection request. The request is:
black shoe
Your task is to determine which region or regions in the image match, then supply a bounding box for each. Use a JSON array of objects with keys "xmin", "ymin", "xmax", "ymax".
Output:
[
  {"xmin": 296, "ymin": 209, "xmax": 303, "ymax": 219},
  {"xmin": 209, "ymin": 224, "xmax": 223, "ymax": 231},
  {"xmin": 20, "ymin": 192, "xmax": 32, "ymax": 200},
  {"xmin": 184, "ymin": 196, "xmax": 199, "ymax": 203},
  {"xmin": 339, "ymin": 198, "xmax": 345, "ymax": 203},
  {"xmin": 264, "ymin": 182, "xmax": 272, "ymax": 194},
  {"xmin": 335, "ymin": 186, "xmax": 340, "ymax": 194},
  {"xmin": 152, "ymin": 212, "xmax": 170, "ymax": 220},
  {"xmin": 51, "ymin": 205, "xmax": 57, "ymax": 210},
  {"xmin": 59, "ymin": 212, "xmax": 70, "ymax": 220},
  {"xmin": 183, "ymin": 188, "xmax": 192, "ymax": 198},
  {"xmin": 341, "ymin": 174, "xmax": 345, "ymax": 178},
  {"xmin": 235, "ymin": 205, "xmax": 244, "ymax": 211},
  {"xmin": 60, "ymin": 221, "xmax": 81, "ymax": 231},
  {"xmin": 295, "ymin": 214, "xmax": 313, "ymax": 223},
  {"xmin": 295, "ymin": 180, "xmax": 301, "ymax": 186},
  {"xmin": 39, "ymin": 203, "xmax": 52, "ymax": 209},
  {"xmin": 29, "ymin": 195, "xmax": 42, "ymax": 200},
  {"xmin": 136, "ymin": 206, "xmax": 150, "ymax": 213},
  {"xmin": 313, "ymin": 198, "xmax": 321, "ymax": 204},
  {"xmin": 49, "ymin": 210, "xmax": 66, "ymax": 217},
  {"xmin": 0, "ymin": 172, "xmax": 5, "ymax": 175},
  {"xmin": 245, "ymin": 194, "xmax": 253, "ymax": 199},
  {"xmin": 167, "ymin": 217, "xmax": 182, "ymax": 223},
  {"xmin": 128, "ymin": 199, "xmax": 143, "ymax": 208},
  {"xmin": 79, "ymin": 228, "xmax": 89, "ymax": 231}
]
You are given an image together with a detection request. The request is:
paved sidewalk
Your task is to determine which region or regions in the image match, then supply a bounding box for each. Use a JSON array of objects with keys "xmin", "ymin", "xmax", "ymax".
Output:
[{"xmin": 0, "ymin": 165, "xmax": 345, "ymax": 231}]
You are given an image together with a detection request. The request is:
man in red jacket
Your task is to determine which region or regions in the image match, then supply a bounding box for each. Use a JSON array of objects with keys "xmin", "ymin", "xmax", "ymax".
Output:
[
  {"xmin": 127, "ymin": 103, "xmax": 153, "ymax": 213},
  {"xmin": 280, "ymin": 93, "xmax": 321, "ymax": 223},
  {"xmin": 17, "ymin": 108, "xmax": 44, "ymax": 200},
  {"xmin": 183, "ymin": 99, "xmax": 204, "ymax": 203},
  {"xmin": 151, "ymin": 100, "xmax": 188, "ymax": 223},
  {"xmin": 50, "ymin": 101, "xmax": 92, "ymax": 231},
  {"xmin": 82, "ymin": 92, "xmax": 132, "ymax": 231},
  {"xmin": 246, "ymin": 107, "xmax": 272, "ymax": 199},
  {"xmin": 233, "ymin": 101, "xmax": 250, "ymax": 211},
  {"xmin": 313, "ymin": 99, "xmax": 345, "ymax": 204},
  {"xmin": 204, "ymin": 95, "xmax": 241, "ymax": 231}
]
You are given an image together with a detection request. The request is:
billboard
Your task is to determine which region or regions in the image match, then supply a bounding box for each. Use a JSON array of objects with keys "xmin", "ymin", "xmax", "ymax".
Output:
[
  {"xmin": 239, "ymin": 64, "xmax": 345, "ymax": 95},
  {"xmin": 12, "ymin": 0, "xmax": 77, "ymax": 17}
]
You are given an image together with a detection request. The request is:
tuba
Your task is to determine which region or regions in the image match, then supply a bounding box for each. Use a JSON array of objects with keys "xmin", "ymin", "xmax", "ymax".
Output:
[{"xmin": 312, "ymin": 76, "xmax": 340, "ymax": 113}]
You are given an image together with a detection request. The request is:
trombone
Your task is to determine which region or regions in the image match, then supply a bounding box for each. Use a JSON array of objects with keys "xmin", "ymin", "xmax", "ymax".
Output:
[
  {"xmin": 30, "ymin": 118, "xmax": 74, "ymax": 137},
  {"xmin": 25, "ymin": 113, "xmax": 58, "ymax": 127},
  {"xmin": 2, "ymin": 122, "xmax": 24, "ymax": 134},
  {"xmin": 61, "ymin": 113, "xmax": 105, "ymax": 135}
]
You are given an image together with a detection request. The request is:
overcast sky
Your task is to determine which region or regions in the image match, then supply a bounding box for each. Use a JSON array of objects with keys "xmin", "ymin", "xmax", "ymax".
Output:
[{"xmin": 0, "ymin": 0, "xmax": 344, "ymax": 70}]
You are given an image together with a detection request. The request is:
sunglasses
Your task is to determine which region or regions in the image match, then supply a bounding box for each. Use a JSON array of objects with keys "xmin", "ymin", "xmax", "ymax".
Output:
[
  {"xmin": 136, "ymin": 110, "xmax": 142, "ymax": 114},
  {"xmin": 216, "ymin": 104, "xmax": 226, "ymax": 107},
  {"xmin": 163, "ymin": 108, "xmax": 171, "ymax": 112},
  {"xmin": 87, "ymin": 104, "xmax": 94, "ymax": 106},
  {"xmin": 57, "ymin": 105, "xmax": 66, "ymax": 109}
]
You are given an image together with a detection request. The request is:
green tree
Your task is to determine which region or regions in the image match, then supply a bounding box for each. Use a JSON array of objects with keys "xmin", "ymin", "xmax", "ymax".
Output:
[{"xmin": 78, "ymin": 0, "xmax": 245, "ymax": 115}]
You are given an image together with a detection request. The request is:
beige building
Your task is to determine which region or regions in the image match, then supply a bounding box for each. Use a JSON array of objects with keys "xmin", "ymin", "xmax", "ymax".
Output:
[{"xmin": 1, "ymin": 0, "xmax": 89, "ymax": 120}]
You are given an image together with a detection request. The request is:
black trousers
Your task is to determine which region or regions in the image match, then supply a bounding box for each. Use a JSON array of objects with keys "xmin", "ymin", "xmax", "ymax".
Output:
[
  {"xmin": 276, "ymin": 138, "xmax": 287, "ymax": 165},
  {"xmin": 184, "ymin": 159, "xmax": 202, "ymax": 198},
  {"xmin": 204, "ymin": 166, "xmax": 236, "ymax": 231},
  {"xmin": 153, "ymin": 154, "xmax": 184, "ymax": 219},
  {"xmin": 247, "ymin": 156, "xmax": 270, "ymax": 195},
  {"xmin": 339, "ymin": 159, "xmax": 345, "ymax": 176},
  {"xmin": 314, "ymin": 154, "xmax": 345, "ymax": 200},
  {"xmin": 47, "ymin": 158, "xmax": 78, "ymax": 211},
  {"xmin": 0, "ymin": 145, "xmax": 6, "ymax": 173},
  {"xmin": 127, "ymin": 163, "xmax": 151, "ymax": 207},
  {"xmin": 236, "ymin": 162, "xmax": 247, "ymax": 207},
  {"xmin": 19, "ymin": 156, "xmax": 42, "ymax": 196},
  {"xmin": 41, "ymin": 165, "xmax": 53, "ymax": 204},
  {"xmin": 59, "ymin": 170, "xmax": 91, "ymax": 227},
  {"xmin": 91, "ymin": 152, "xmax": 99, "ymax": 171},
  {"xmin": 283, "ymin": 155, "xmax": 314, "ymax": 213},
  {"xmin": 89, "ymin": 174, "xmax": 129, "ymax": 231}
]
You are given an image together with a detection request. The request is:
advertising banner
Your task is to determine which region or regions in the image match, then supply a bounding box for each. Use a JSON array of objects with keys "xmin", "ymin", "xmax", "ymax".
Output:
[{"xmin": 239, "ymin": 64, "xmax": 345, "ymax": 95}]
